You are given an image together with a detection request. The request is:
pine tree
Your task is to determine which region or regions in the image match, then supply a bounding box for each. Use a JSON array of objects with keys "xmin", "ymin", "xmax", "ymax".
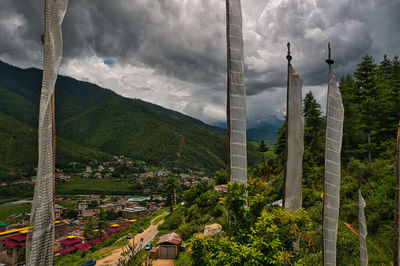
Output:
[
  {"xmin": 302, "ymin": 91, "xmax": 325, "ymax": 188},
  {"xmin": 339, "ymin": 75, "xmax": 362, "ymax": 160},
  {"xmin": 354, "ymin": 55, "xmax": 378, "ymax": 165},
  {"xmin": 303, "ymin": 91, "xmax": 325, "ymax": 156},
  {"xmin": 257, "ymin": 140, "xmax": 269, "ymax": 178}
]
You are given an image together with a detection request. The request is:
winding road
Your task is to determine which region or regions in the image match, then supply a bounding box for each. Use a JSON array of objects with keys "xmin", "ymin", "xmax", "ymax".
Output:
[{"xmin": 96, "ymin": 214, "xmax": 165, "ymax": 266}]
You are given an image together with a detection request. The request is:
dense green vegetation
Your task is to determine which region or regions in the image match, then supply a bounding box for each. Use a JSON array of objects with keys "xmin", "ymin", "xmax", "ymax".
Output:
[
  {"xmin": 159, "ymin": 54, "xmax": 399, "ymax": 265},
  {"xmin": 55, "ymin": 177, "xmax": 134, "ymax": 195}
]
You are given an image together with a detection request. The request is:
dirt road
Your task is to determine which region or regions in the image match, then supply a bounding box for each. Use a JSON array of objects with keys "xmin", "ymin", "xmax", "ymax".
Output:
[{"xmin": 96, "ymin": 215, "xmax": 165, "ymax": 266}]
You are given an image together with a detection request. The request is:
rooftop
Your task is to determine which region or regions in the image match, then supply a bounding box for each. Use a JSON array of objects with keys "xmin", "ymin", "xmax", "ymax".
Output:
[
  {"xmin": 157, "ymin": 232, "xmax": 182, "ymax": 246},
  {"xmin": 56, "ymin": 246, "xmax": 76, "ymax": 255},
  {"xmin": 74, "ymin": 242, "xmax": 92, "ymax": 251},
  {"xmin": 59, "ymin": 237, "xmax": 84, "ymax": 246},
  {"xmin": 8, "ymin": 234, "xmax": 27, "ymax": 243},
  {"xmin": 3, "ymin": 239, "xmax": 25, "ymax": 247}
]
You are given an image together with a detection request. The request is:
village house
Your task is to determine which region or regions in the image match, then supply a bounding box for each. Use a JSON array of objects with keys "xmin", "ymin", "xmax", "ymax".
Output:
[
  {"xmin": 85, "ymin": 166, "xmax": 92, "ymax": 173},
  {"xmin": 78, "ymin": 202, "xmax": 88, "ymax": 211},
  {"xmin": 94, "ymin": 172, "xmax": 102, "ymax": 178},
  {"xmin": 55, "ymin": 220, "xmax": 69, "ymax": 239},
  {"xmin": 2, "ymin": 232, "xmax": 27, "ymax": 265},
  {"xmin": 203, "ymin": 223, "xmax": 222, "ymax": 236},
  {"xmin": 79, "ymin": 211, "xmax": 97, "ymax": 224},
  {"xmin": 121, "ymin": 207, "xmax": 147, "ymax": 219},
  {"xmin": 58, "ymin": 235, "xmax": 84, "ymax": 250},
  {"xmin": 151, "ymin": 232, "xmax": 182, "ymax": 259}
]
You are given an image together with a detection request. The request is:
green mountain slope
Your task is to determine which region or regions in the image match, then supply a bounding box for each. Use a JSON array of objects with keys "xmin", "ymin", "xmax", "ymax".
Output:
[
  {"xmin": 0, "ymin": 111, "xmax": 112, "ymax": 182},
  {"xmin": 0, "ymin": 60, "xmax": 262, "ymax": 176}
]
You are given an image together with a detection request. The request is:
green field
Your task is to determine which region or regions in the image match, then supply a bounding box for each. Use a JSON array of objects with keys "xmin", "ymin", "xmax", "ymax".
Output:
[
  {"xmin": 0, "ymin": 204, "xmax": 31, "ymax": 222},
  {"xmin": 55, "ymin": 177, "xmax": 134, "ymax": 195}
]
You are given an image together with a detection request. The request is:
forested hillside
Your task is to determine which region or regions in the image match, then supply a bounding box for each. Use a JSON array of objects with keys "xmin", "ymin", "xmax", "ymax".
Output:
[
  {"xmin": 0, "ymin": 60, "xmax": 264, "ymax": 182},
  {"xmin": 166, "ymin": 54, "xmax": 400, "ymax": 265}
]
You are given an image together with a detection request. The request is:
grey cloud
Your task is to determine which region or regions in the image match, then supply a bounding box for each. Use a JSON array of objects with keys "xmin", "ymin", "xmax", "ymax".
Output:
[{"xmin": 0, "ymin": 0, "xmax": 399, "ymax": 123}]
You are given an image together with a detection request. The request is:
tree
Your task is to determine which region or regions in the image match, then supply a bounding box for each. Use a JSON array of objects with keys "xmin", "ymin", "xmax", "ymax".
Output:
[
  {"xmin": 117, "ymin": 241, "xmax": 152, "ymax": 266},
  {"xmin": 214, "ymin": 168, "xmax": 228, "ymax": 185},
  {"xmin": 354, "ymin": 54, "xmax": 378, "ymax": 165},
  {"xmin": 83, "ymin": 217, "xmax": 100, "ymax": 244},
  {"xmin": 163, "ymin": 173, "xmax": 177, "ymax": 212},
  {"xmin": 339, "ymin": 75, "xmax": 362, "ymax": 158},
  {"xmin": 303, "ymin": 91, "xmax": 325, "ymax": 156},
  {"xmin": 258, "ymin": 140, "xmax": 269, "ymax": 178},
  {"xmin": 302, "ymin": 91, "xmax": 325, "ymax": 188},
  {"xmin": 191, "ymin": 205, "xmax": 313, "ymax": 265}
]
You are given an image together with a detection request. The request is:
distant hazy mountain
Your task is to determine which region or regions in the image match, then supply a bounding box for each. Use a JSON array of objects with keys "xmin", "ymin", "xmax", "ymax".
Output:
[
  {"xmin": 247, "ymin": 118, "xmax": 283, "ymax": 145},
  {"xmin": 0, "ymin": 60, "xmax": 262, "ymax": 177},
  {"xmin": 211, "ymin": 118, "xmax": 282, "ymax": 146}
]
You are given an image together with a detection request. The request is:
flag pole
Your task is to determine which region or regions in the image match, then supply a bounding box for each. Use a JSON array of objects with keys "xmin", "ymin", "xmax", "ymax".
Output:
[
  {"xmin": 283, "ymin": 42, "xmax": 292, "ymax": 207},
  {"xmin": 323, "ymin": 42, "xmax": 335, "ymax": 266},
  {"xmin": 394, "ymin": 121, "xmax": 400, "ymax": 266}
]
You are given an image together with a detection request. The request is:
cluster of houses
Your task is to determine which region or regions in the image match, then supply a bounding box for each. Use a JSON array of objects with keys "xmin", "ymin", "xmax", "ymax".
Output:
[
  {"xmin": 0, "ymin": 218, "xmax": 140, "ymax": 265},
  {"xmin": 0, "ymin": 196, "xmax": 164, "ymax": 265},
  {"xmin": 54, "ymin": 197, "xmax": 164, "ymax": 223}
]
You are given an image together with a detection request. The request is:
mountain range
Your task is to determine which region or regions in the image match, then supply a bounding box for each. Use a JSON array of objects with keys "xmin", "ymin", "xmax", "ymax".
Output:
[{"xmin": 0, "ymin": 60, "xmax": 280, "ymax": 178}]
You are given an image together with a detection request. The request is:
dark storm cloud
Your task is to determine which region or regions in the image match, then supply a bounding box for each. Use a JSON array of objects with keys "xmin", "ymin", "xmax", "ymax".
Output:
[{"xmin": 0, "ymin": 0, "xmax": 399, "ymax": 122}]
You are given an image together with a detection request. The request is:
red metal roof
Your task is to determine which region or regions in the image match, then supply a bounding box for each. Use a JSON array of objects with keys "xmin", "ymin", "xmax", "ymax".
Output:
[
  {"xmin": 120, "ymin": 222, "xmax": 131, "ymax": 227},
  {"xmin": 59, "ymin": 237, "xmax": 84, "ymax": 246},
  {"xmin": 81, "ymin": 211, "xmax": 97, "ymax": 216},
  {"xmin": 157, "ymin": 232, "xmax": 182, "ymax": 245},
  {"xmin": 56, "ymin": 246, "xmax": 76, "ymax": 255},
  {"xmin": 8, "ymin": 235, "xmax": 26, "ymax": 242},
  {"xmin": 74, "ymin": 242, "xmax": 92, "ymax": 251},
  {"xmin": 8, "ymin": 234, "xmax": 27, "ymax": 242},
  {"xmin": 107, "ymin": 227, "xmax": 123, "ymax": 233},
  {"xmin": 89, "ymin": 238, "xmax": 101, "ymax": 245},
  {"xmin": 3, "ymin": 240, "xmax": 19, "ymax": 247}
]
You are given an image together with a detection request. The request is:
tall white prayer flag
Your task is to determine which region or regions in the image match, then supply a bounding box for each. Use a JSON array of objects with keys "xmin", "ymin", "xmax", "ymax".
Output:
[
  {"xmin": 26, "ymin": 1, "xmax": 68, "ymax": 265},
  {"xmin": 226, "ymin": 0, "xmax": 247, "ymax": 184},
  {"xmin": 359, "ymin": 189, "xmax": 368, "ymax": 266},
  {"xmin": 323, "ymin": 44, "xmax": 344, "ymax": 266},
  {"xmin": 283, "ymin": 58, "xmax": 304, "ymax": 210}
]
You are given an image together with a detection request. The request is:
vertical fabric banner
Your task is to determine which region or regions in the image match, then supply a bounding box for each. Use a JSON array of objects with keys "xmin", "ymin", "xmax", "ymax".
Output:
[
  {"xmin": 359, "ymin": 189, "xmax": 368, "ymax": 266},
  {"xmin": 394, "ymin": 121, "xmax": 400, "ymax": 265},
  {"xmin": 323, "ymin": 65, "xmax": 344, "ymax": 266},
  {"xmin": 226, "ymin": 0, "xmax": 247, "ymax": 184},
  {"xmin": 283, "ymin": 64, "xmax": 304, "ymax": 209},
  {"xmin": 26, "ymin": 0, "xmax": 68, "ymax": 265}
]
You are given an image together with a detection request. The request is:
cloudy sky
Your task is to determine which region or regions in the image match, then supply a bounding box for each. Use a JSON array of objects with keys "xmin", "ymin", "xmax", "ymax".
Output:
[{"xmin": 0, "ymin": 0, "xmax": 399, "ymax": 127}]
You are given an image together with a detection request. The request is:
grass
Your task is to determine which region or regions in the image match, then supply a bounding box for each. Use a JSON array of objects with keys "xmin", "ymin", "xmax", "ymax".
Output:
[
  {"xmin": 57, "ymin": 201, "xmax": 76, "ymax": 209},
  {"xmin": 151, "ymin": 209, "xmax": 168, "ymax": 225},
  {"xmin": 55, "ymin": 177, "xmax": 134, "ymax": 195},
  {"xmin": 175, "ymin": 251, "xmax": 192, "ymax": 266},
  {"xmin": 152, "ymin": 213, "xmax": 168, "ymax": 225},
  {"xmin": 0, "ymin": 204, "xmax": 31, "ymax": 222},
  {"xmin": 110, "ymin": 236, "xmax": 129, "ymax": 249}
]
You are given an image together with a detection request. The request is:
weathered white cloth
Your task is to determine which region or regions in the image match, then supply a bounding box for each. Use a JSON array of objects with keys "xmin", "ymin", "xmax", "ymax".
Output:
[
  {"xmin": 359, "ymin": 189, "xmax": 368, "ymax": 266},
  {"xmin": 226, "ymin": 0, "xmax": 247, "ymax": 184},
  {"xmin": 323, "ymin": 67, "xmax": 344, "ymax": 266},
  {"xmin": 26, "ymin": 1, "xmax": 68, "ymax": 265},
  {"xmin": 284, "ymin": 65, "xmax": 304, "ymax": 210}
]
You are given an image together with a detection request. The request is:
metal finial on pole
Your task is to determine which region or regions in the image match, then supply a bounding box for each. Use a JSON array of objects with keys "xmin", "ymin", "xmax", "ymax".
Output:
[
  {"xmin": 326, "ymin": 42, "xmax": 334, "ymax": 65},
  {"xmin": 286, "ymin": 42, "xmax": 292, "ymax": 64}
]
